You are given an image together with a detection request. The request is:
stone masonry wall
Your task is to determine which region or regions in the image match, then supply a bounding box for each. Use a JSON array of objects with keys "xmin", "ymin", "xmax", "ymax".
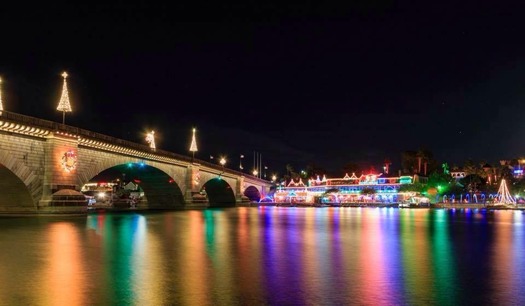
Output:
[{"xmin": 0, "ymin": 132, "xmax": 45, "ymax": 205}]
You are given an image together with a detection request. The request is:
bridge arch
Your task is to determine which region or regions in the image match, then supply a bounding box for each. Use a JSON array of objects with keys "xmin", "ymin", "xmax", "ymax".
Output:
[
  {"xmin": 0, "ymin": 164, "xmax": 36, "ymax": 210},
  {"xmin": 0, "ymin": 152, "xmax": 40, "ymax": 210},
  {"xmin": 243, "ymin": 185, "xmax": 261, "ymax": 202},
  {"xmin": 84, "ymin": 162, "xmax": 186, "ymax": 209},
  {"xmin": 202, "ymin": 177, "xmax": 236, "ymax": 207},
  {"xmin": 77, "ymin": 148, "xmax": 185, "ymax": 189}
]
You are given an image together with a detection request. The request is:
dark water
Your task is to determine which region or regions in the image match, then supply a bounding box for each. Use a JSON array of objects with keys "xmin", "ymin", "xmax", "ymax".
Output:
[{"xmin": 1, "ymin": 207, "xmax": 525, "ymax": 306}]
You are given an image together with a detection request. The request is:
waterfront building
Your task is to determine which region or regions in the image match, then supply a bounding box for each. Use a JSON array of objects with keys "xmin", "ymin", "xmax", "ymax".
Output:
[
  {"xmin": 450, "ymin": 170, "xmax": 466, "ymax": 180},
  {"xmin": 273, "ymin": 172, "xmax": 414, "ymax": 204}
]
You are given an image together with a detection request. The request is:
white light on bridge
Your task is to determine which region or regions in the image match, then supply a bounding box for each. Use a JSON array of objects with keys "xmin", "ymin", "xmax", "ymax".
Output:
[
  {"xmin": 145, "ymin": 131, "xmax": 156, "ymax": 150},
  {"xmin": 56, "ymin": 71, "xmax": 72, "ymax": 125}
]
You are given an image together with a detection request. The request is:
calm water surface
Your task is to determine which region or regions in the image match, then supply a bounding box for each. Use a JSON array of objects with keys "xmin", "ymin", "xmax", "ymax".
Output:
[{"xmin": 1, "ymin": 207, "xmax": 525, "ymax": 306}]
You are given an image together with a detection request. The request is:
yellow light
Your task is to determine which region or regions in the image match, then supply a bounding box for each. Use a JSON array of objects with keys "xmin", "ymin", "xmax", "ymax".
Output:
[
  {"xmin": 145, "ymin": 131, "xmax": 156, "ymax": 149},
  {"xmin": 57, "ymin": 71, "xmax": 72, "ymax": 124},
  {"xmin": 189, "ymin": 128, "xmax": 198, "ymax": 153}
]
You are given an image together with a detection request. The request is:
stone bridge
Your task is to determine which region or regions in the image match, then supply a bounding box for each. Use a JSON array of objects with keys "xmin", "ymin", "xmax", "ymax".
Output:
[{"xmin": 0, "ymin": 111, "xmax": 273, "ymax": 213}]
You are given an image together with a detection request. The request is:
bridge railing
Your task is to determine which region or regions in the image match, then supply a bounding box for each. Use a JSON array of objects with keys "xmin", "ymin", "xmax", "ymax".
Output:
[
  {"xmin": 1, "ymin": 111, "xmax": 267, "ymax": 182},
  {"xmin": 2, "ymin": 110, "xmax": 58, "ymax": 129}
]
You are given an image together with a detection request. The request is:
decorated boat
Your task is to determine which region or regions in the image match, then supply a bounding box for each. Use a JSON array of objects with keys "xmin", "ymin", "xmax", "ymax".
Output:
[{"xmin": 273, "ymin": 172, "xmax": 416, "ymax": 205}]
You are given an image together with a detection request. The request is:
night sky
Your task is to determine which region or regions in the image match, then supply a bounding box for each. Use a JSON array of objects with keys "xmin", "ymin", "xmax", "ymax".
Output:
[{"xmin": 2, "ymin": 3, "xmax": 525, "ymax": 176}]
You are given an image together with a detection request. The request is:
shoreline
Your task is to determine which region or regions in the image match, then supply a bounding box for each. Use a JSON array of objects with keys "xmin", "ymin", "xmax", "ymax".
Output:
[{"xmin": 257, "ymin": 202, "xmax": 525, "ymax": 210}]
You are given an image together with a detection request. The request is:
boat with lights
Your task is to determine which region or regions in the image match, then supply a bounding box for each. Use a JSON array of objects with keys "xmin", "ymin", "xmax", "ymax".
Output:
[{"xmin": 272, "ymin": 172, "xmax": 421, "ymax": 206}]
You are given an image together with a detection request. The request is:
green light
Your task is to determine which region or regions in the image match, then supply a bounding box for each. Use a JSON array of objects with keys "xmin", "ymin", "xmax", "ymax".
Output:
[{"xmin": 399, "ymin": 176, "xmax": 412, "ymax": 184}]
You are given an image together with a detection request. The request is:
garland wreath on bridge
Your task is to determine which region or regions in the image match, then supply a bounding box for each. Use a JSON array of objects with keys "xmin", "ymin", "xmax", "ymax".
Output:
[{"xmin": 61, "ymin": 150, "xmax": 77, "ymax": 172}]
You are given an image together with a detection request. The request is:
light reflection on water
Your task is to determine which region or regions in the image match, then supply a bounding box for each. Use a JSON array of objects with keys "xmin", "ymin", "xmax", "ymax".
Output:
[{"xmin": 1, "ymin": 207, "xmax": 525, "ymax": 305}]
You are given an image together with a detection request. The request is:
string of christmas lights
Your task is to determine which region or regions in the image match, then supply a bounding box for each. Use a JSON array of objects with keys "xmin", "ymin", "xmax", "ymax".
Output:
[
  {"xmin": 189, "ymin": 128, "xmax": 198, "ymax": 161},
  {"xmin": 496, "ymin": 179, "xmax": 516, "ymax": 204},
  {"xmin": 56, "ymin": 71, "xmax": 72, "ymax": 124}
]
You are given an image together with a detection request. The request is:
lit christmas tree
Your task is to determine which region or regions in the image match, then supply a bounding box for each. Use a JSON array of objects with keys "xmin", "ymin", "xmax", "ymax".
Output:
[
  {"xmin": 0, "ymin": 77, "xmax": 3, "ymax": 116},
  {"xmin": 56, "ymin": 72, "xmax": 72, "ymax": 124},
  {"xmin": 189, "ymin": 128, "xmax": 198, "ymax": 161},
  {"xmin": 145, "ymin": 131, "xmax": 156, "ymax": 150},
  {"xmin": 496, "ymin": 179, "xmax": 516, "ymax": 205}
]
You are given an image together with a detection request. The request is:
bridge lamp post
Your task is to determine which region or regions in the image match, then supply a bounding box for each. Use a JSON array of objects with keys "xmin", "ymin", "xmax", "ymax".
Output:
[
  {"xmin": 253, "ymin": 169, "xmax": 258, "ymax": 177},
  {"xmin": 239, "ymin": 154, "xmax": 244, "ymax": 171},
  {"xmin": 272, "ymin": 175, "xmax": 276, "ymax": 183},
  {"xmin": 219, "ymin": 157, "xmax": 226, "ymax": 176}
]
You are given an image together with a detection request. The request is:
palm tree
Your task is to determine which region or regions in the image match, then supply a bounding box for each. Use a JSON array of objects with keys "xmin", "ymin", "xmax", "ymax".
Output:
[
  {"xmin": 286, "ymin": 164, "xmax": 294, "ymax": 177},
  {"xmin": 401, "ymin": 150, "xmax": 417, "ymax": 174},
  {"xmin": 463, "ymin": 160, "xmax": 490, "ymax": 183},
  {"xmin": 383, "ymin": 158, "xmax": 392, "ymax": 175},
  {"xmin": 416, "ymin": 149, "xmax": 425, "ymax": 174},
  {"xmin": 414, "ymin": 147, "xmax": 437, "ymax": 176},
  {"xmin": 285, "ymin": 164, "xmax": 300, "ymax": 182}
]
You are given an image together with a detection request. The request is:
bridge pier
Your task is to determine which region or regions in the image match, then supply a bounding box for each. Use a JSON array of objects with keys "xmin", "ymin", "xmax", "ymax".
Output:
[
  {"xmin": 37, "ymin": 133, "xmax": 87, "ymax": 213},
  {"xmin": 184, "ymin": 163, "xmax": 209, "ymax": 209},
  {"xmin": 236, "ymin": 175, "xmax": 251, "ymax": 205}
]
